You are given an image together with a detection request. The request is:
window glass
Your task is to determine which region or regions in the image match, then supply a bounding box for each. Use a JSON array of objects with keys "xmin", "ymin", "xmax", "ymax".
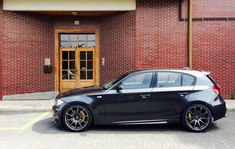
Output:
[
  {"xmin": 88, "ymin": 34, "xmax": 95, "ymax": 41},
  {"xmin": 78, "ymin": 34, "xmax": 87, "ymax": 41},
  {"xmin": 182, "ymin": 74, "xmax": 195, "ymax": 86},
  {"xmin": 60, "ymin": 34, "xmax": 69, "ymax": 41},
  {"xmin": 69, "ymin": 34, "xmax": 77, "ymax": 41},
  {"xmin": 121, "ymin": 73, "xmax": 152, "ymax": 89},
  {"xmin": 157, "ymin": 72, "xmax": 181, "ymax": 88}
]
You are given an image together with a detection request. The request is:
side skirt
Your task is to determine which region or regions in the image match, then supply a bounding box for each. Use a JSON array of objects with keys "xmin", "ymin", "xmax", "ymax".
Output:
[{"xmin": 112, "ymin": 119, "xmax": 168, "ymax": 125}]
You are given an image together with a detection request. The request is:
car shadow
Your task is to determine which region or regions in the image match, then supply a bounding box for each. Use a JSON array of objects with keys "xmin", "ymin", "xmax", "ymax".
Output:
[{"xmin": 32, "ymin": 116, "xmax": 220, "ymax": 135}]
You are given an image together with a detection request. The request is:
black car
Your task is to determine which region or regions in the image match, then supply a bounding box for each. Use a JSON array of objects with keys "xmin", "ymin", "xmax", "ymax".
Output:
[{"xmin": 52, "ymin": 69, "xmax": 226, "ymax": 132}]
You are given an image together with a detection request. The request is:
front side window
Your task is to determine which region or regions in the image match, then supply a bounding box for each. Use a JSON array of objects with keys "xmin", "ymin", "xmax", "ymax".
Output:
[{"xmin": 121, "ymin": 73, "xmax": 152, "ymax": 89}]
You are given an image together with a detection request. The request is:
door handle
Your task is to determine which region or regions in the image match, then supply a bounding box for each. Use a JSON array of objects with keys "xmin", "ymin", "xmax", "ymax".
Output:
[
  {"xmin": 178, "ymin": 92, "xmax": 189, "ymax": 96},
  {"xmin": 140, "ymin": 94, "xmax": 150, "ymax": 99}
]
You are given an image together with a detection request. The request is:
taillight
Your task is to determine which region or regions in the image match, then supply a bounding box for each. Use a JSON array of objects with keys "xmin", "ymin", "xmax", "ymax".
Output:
[{"xmin": 213, "ymin": 85, "xmax": 221, "ymax": 96}]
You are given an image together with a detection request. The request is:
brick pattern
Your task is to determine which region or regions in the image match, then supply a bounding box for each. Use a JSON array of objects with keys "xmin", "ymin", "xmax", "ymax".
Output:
[
  {"xmin": 0, "ymin": 0, "xmax": 3, "ymax": 99},
  {"xmin": 2, "ymin": 11, "xmax": 54, "ymax": 95},
  {"xmin": 135, "ymin": 0, "xmax": 188, "ymax": 69},
  {"xmin": 0, "ymin": 0, "xmax": 235, "ymax": 99},
  {"xmin": 182, "ymin": 0, "xmax": 235, "ymax": 18},
  {"xmin": 192, "ymin": 22, "xmax": 235, "ymax": 98},
  {"xmin": 100, "ymin": 12, "xmax": 135, "ymax": 84}
]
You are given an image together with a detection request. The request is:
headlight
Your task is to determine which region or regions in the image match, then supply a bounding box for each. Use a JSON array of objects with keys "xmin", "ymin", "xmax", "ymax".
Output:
[{"xmin": 54, "ymin": 99, "xmax": 64, "ymax": 106}]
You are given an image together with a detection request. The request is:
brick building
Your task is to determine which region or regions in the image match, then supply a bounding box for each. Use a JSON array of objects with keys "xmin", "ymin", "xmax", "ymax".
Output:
[{"xmin": 0, "ymin": 0, "xmax": 234, "ymax": 100}]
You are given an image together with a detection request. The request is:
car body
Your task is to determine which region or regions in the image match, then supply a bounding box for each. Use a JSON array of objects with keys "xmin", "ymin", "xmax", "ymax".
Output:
[{"xmin": 52, "ymin": 69, "xmax": 226, "ymax": 132}]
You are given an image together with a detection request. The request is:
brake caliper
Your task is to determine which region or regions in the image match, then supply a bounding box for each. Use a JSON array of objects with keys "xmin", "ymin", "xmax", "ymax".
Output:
[
  {"xmin": 80, "ymin": 111, "xmax": 86, "ymax": 122},
  {"xmin": 188, "ymin": 112, "xmax": 192, "ymax": 121}
]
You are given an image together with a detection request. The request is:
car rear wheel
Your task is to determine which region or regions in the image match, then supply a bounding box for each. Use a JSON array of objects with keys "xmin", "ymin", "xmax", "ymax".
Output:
[
  {"xmin": 182, "ymin": 104, "xmax": 212, "ymax": 132},
  {"xmin": 62, "ymin": 104, "xmax": 92, "ymax": 132}
]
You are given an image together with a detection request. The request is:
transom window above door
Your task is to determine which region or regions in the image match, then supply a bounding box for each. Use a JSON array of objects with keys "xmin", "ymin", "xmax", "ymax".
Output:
[{"xmin": 60, "ymin": 34, "xmax": 95, "ymax": 48}]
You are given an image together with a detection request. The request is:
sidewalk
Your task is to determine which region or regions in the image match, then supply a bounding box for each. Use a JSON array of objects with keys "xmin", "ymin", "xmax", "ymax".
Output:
[
  {"xmin": 0, "ymin": 99, "xmax": 234, "ymax": 112},
  {"xmin": 0, "ymin": 100, "xmax": 54, "ymax": 112}
]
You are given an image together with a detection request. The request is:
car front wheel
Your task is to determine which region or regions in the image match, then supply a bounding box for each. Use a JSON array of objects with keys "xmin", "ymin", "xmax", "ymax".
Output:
[
  {"xmin": 182, "ymin": 104, "xmax": 212, "ymax": 132},
  {"xmin": 62, "ymin": 104, "xmax": 92, "ymax": 132}
]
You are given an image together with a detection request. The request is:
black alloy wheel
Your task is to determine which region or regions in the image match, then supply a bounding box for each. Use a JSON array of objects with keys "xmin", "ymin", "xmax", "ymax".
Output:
[
  {"xmin": 182, "ymin": 104, "xmax": 212, "ymax": 132},
  {"xmin": 63, "ymin": 104, "xmax": 92, "ymax": 132}
]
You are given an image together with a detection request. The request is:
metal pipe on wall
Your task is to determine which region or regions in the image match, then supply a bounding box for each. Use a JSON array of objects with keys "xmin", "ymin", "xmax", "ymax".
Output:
[{"xmin": 188, "ymin": 0, "xmax": 193, "ymax": 69}]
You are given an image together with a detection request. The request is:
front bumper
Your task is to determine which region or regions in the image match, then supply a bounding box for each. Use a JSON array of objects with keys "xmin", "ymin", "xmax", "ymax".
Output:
[
  {"xmin": 211, "ymin": 97, "xmax": 227, "ymax": 121},
  {"xmin": 52, "ymin": 102, "xmax": 67, "ymax": 126}
]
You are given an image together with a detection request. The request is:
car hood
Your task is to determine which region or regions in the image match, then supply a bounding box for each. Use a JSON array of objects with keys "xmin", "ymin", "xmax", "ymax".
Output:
[{"xmin": 57, "ymin": 86, "xmax": 104, "ymax": 98}]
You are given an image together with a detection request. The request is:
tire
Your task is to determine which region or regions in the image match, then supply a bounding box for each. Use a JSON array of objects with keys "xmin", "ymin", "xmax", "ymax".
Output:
[
  {"xmin": 62, "ymin": 104, "xmax": 92, "ymax": 132},
  {"xmin": 181, "ymin": 104, "xmax": 212, "ymax": 132}
]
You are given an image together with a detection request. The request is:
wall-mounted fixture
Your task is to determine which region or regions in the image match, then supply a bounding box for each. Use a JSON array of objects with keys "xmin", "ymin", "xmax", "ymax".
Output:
[
  {"xmin": 44, "ymin": 58, "xmax": 53, "ymax": 73},
  {"xmin": 74, "ymin": 20, "xmax": 80, "ymax": 25}
]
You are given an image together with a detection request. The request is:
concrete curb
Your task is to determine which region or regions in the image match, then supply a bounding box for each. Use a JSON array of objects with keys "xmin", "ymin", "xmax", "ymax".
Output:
[{"xmin": 0, "ymin": 100, "xmax": 54, "ymax": 112}]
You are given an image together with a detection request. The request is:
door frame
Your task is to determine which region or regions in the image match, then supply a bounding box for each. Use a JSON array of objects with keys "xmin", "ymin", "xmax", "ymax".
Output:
[{"xmin": 54, "ymin": 29, "xmax": 100, "ymax": 92}]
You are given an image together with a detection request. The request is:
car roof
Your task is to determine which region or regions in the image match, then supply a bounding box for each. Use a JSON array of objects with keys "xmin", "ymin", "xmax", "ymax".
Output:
[{"xmin": 128, "ymin": 68, "xmax": 209, "ymax": 76}]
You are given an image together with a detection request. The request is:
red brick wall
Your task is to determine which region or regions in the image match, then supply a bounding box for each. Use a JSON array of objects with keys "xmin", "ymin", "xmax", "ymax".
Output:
[
  {"xmin": 135, "ymin": 0, "xmax": 235, "ymax": 98},
  {"xmin": 135, "ymin": 0, "xmax": 188, "ymax": 69},
  {"xmin": 0, "ymin": 0, "xmax": 234, "ymax": 99},
  {"xmin": 100, "ymin": 12, "xmax": 135, "ymax": 84},
  {"xmin": 1, "ymin": 11, "xmax": 54, "ymax": 95},
  {"xmin": 0, "ymin": 0, "xmax": 3, "ymax": 100}
]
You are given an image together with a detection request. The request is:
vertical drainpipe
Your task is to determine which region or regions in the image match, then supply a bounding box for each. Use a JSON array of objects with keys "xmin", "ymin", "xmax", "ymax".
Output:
[{"xmin": 188, "ymin": 0, "xmax": 193, "ymax": 69}]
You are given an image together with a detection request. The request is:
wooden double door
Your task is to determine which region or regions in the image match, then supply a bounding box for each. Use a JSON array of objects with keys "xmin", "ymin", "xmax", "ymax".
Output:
[{"xmin": 59, "ymin": 33, "xmax": 99, "ymax": 91}]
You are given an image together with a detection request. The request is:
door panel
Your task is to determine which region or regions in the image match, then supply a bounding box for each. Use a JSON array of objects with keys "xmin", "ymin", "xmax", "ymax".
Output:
[
  {"xmin": 150, "ymin": 87, "xmax": 193, "ymax": 120},
  {"xmin": 149, "ymin": 72, "xmax": 196, "ymax": 121},
  {"xmin": 60, "ymin": 33, "xmax": 98, "ymax": 92},
  {"xmin": 104, "ymin": 89, "xmax": 152, "ymax": 123},
  {"xmin": 104, "ymin": 72, "xmax": 154, "ymax": 123}
]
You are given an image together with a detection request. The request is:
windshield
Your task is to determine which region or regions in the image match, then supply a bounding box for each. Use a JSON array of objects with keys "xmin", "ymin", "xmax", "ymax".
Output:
[{"xmin": 102, "ymin": 73, "xmax": 129, "ymax": 90}]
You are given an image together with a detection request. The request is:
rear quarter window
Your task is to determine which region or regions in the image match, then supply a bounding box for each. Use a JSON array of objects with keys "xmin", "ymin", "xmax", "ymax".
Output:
[{"xmin": 182, "ymin": 74, "xmax": 195, "ymax": 86}]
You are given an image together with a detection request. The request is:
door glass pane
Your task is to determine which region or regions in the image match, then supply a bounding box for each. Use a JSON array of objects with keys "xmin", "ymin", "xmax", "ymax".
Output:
[
  {"xmin": 78, "ymin": 34, "xmax": 86, "ymax": 41},
  {"xmin": 62, "ymin": 51, "xmax": 68, "ymax": 60},
  {"xmin": 80, "ymin": 51, "xmax": 86, "ymax": 60},
  {"xmin": 69, "ymin": 51, "xmax": 75, "ymax": 60},
  {"xmin": 87, "ymin": 51, "xmax": 93, "ymax": 60},
  {"xmin": 70, "ymin": 42, "xmax": 77, "ymax": 48},
  {"xmin": 88, "ymin": 42, "xmax": 95, "ymax": 48},
  {"xmin": 80, "ymin": 71, "xmax": 86, "ymax": 80},
  {"xmin": 69, "ymin": 70, "xmax": 76, "ymax": 80},
  {"xmin": 69, "ymin": 61, "xmax": 75, "ymax": 69},
  {"xmin": 62, "ymin": 61, "xmax": 68, "ymax": 69},
  {"xmin": 61, "ymin": 34, "xmax": 69, "ymax": 41},
  {"xmin": 87, "ymin": 71, "xmax": 93, "ymax": 79},
  {"xmin": 62, "ymin": 71, "xmax": 68, "ymax": 80},
  {"xmin": 80, "ymin": 61, "xmax": 86, "ymax": 69},
  {"xmin": 157, "ymin": 72, "xmax": 181, "ymax": 88},
  {"xmin": 78, "ymin": 42, "xmax": 86, "ymax": 48},
  {"xmin": 88, "ymin": 34, "xmax": 95, "ymax": 41},
  {"xmin": 121, "ymin": 73, "xmax": 152, "ymax": 89},
  {"xmin": 61, "ymin": 42, "xmax": 69, "ymax": 48},
  {"xmin": 87, "ymin": 61, "xmax": 93, "ymax": 69},
  {"xmin": 70, "ymin": 34, "xmax": 77, "ymax": 41}
]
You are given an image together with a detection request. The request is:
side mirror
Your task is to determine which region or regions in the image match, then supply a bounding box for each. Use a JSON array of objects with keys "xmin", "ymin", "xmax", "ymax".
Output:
[{"xmin": 116, "ymin": 85, "xmax": 123, "ymax": 92}]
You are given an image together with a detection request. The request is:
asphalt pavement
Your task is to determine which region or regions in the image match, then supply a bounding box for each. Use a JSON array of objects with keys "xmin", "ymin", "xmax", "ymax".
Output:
[{"xmin": 0, "ymin": 111, "xmax": 234, "ymax": 149}]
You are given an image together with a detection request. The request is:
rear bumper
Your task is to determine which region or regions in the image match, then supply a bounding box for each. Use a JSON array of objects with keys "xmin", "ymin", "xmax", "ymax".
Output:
[{"xmin": 211, "ymin": 97, "xmax": 227, "ymax": 121}]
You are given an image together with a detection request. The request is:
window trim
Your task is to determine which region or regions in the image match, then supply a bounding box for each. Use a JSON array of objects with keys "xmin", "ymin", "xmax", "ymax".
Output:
[
  {"xmin": 111, "ymin": 72, "xmax": 155, "ymax": 90},
  {"xmin": 153, "ymin": 71, "xmax": 197, "ymax": 88}
]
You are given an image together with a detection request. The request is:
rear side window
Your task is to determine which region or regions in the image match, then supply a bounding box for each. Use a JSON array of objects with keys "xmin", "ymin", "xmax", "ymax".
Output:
[
  {"xmin": 157, "ymin": 72, "xmax": 181, "ymax": 87},
  {"xmin": 155, "ymin": 72, "xmax": 195, "ymax": 88}
]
